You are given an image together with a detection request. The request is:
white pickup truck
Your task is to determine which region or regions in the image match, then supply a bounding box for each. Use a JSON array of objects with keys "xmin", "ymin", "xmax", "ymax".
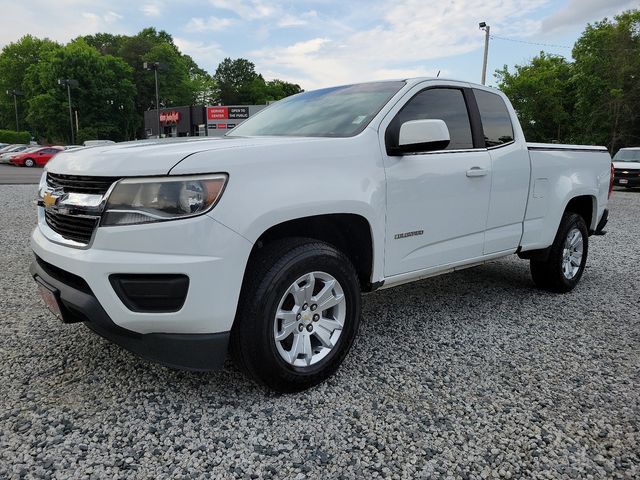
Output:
[{"xmin": 31, "ymin": 78, "xmax": 613, "ymax": 392}]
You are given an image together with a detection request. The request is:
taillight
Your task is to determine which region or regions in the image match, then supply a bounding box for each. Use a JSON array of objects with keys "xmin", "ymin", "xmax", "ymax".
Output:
[{"xmin": 608, "ymin": 163, "xmax": 614, "ymax": 199}]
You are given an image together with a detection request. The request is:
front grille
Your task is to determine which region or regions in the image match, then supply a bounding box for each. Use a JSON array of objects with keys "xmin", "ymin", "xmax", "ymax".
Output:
[
  {"xmin": 47, "ymin": 172, "xmax": 119, "ymax": 195},
  {"xmin": 45, "ymin": 210, "xmax": 99, "ymax": 244},
  {"xmin": 43, "ymin": 173, "xmax": 120, "ymax": 245},
  {"xmin": 614, "ymin": 169, "xmax": 640, "ymax": 178}
]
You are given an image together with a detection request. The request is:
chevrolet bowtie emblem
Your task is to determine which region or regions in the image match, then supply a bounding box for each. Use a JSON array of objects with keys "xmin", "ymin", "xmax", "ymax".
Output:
[{"xmin": 42, "ymin": 188, "xmax": 63, "ymax": 208}]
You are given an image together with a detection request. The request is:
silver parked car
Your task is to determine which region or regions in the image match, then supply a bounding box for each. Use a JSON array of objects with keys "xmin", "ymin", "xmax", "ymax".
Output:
[{"xmin": 0, "ymin": 144, "xmax": 30, "ymax": 164}]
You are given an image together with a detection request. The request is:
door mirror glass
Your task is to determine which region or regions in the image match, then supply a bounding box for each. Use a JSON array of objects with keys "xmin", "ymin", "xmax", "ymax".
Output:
[{"xmin": 398, "ymin": 119, "xmax": 450, "ymax": 154}]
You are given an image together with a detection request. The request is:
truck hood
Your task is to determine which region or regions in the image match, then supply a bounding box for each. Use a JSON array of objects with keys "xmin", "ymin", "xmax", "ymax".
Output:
[
  {"xmin": 45, "ymin": 136, "xmax": 327, "ymax": 176},
  {"xmin": 613, "ymin": 161, "xmax": 640, "ymax": 170}
]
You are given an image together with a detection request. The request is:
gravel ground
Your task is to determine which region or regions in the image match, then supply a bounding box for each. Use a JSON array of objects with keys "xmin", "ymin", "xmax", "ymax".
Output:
[{"xmin": 0, "ymin": 185, "xmax": 638, "ymax": 479}]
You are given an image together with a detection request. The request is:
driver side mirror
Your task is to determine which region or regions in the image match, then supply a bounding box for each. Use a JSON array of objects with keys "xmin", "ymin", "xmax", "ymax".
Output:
[{"xmin": 396, "ymin": 119, "xmax": 450, "ymax": 154}]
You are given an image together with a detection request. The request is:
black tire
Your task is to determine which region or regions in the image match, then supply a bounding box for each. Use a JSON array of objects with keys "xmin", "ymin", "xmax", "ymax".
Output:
[
  {"xmin": 24, "ymin": 158, "xmax": 35, "ymax": 167},
  {"xmin": 231, "ymin": 238, "xmax": 361, "ymax": 392},
  {"xmin": 530, "ymin": 212, "xmax": 588, "ymax": 293}
]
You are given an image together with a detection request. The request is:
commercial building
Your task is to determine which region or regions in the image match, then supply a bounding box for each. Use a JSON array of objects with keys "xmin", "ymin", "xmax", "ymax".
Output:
[
  {"xmin": 144, "ymin": 104, "xmax": 267, "ymax": 138},
  {"xmin": 143, "ymin": 106, "xmax": 206, "ymax": 138}
]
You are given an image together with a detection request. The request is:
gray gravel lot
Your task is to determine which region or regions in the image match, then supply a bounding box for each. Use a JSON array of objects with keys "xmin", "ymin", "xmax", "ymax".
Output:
[{"xmin": 0, "ymin": 185, "xmax": 638, "ymax": 479}]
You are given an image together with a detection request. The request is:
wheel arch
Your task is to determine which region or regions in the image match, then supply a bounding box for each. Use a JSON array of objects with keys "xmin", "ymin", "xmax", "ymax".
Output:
[
  {"xmin": 519, "ymin": 194, "xmax": 596, "ymax": 261},
  {"xmin": 248, "ymin": 213, "xmax": 377, "ymax": 292},
  {"xmin": 564, "ymin": 194, "xmax": 596, "ymax": 232}
]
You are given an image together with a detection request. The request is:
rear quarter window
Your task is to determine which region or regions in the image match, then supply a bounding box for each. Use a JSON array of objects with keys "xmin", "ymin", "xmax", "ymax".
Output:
[{"xmin": 474, "ymin": 89, "xmax": 514, "ymax": 148}]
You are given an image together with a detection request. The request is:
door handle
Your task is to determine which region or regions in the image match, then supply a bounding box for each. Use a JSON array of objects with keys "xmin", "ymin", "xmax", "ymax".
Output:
[{"xmin": 466, "ymin": 167, "xmax": 489, "ymax": 177}]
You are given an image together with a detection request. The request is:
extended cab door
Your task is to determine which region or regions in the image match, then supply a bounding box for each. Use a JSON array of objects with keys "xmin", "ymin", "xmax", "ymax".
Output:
[
  {"xmin": 472, "ymin": 88, "xmax": 530, "ymax": 254},
  {"xmin": 382, "ymin": 85, "xmax": 492, "ymax": 277}
]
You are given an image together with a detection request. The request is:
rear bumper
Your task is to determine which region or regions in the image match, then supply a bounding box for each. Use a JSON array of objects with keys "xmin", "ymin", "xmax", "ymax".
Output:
[
  {"xmin": 614, "ymin": 176, "xmax": 640, "ymax": 187},
  {"xmin": 30, "ymin": 257, "xmax": 229, "ymax": 370}
]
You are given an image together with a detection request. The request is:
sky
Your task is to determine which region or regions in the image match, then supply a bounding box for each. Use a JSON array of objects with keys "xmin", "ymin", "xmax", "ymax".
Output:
[{"xmin": 0, "ymin": 0, "xmax": 636, "ymax": 90}]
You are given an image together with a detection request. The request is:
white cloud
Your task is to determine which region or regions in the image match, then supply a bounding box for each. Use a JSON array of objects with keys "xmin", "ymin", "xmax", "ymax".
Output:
[
  {"xmin": 0, "ymin": 2, "xmax": 129, "ymax": 48},
  {"xmin": 277, "ymin": 10, "xmax": 318, "ymax": 28},
  {"xmin": 208, "ymin": 0, "xmax": 275, "ymax": 20},
  {"xmin": 186, "ymin": 16, "xmax": 235, "ymax": 32},
  {"xmin": 173, "ymin": 37, "xmax": 224, "ymax": 71},
  {"xmin": 542, "ymin": 0, "xmax": 636, "ymax": 33},
  {"xmin": 253, "ymin": 0, "xmax": 549, "ymax": 89},
  {"xmin": 141, "ymin": 2, "xmax": 162, "ymax": 17},
  {"xmin": 104, "ymin": 11, "xmax": 123, "ymax": 23}
]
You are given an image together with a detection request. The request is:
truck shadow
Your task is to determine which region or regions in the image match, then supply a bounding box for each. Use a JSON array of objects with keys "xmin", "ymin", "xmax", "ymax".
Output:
[{"xmin": 61, "ymin": 259, "xmax": 537, "ymax": 396}]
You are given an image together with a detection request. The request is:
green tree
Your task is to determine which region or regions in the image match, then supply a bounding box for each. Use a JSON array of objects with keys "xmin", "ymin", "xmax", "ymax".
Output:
[
  {"xmin": 23, "ymin": 39, "xmax": 137, "ymax": 143},
  {"xmin": 81, "ymin": 32, "xmax": 125, "ymax": 56},
  {"xmin": 495, "ymin": 9, "xmax": 640, "ymax": 151},
  {"xmin": 0, "ymin": 35, "xmax": 60, "ymax": 132},
  {"xmin": 214, "ymin": 58, "xmax": 260, "ymax": 104},
  {"xmin": 496, "ymin": 53, "xmax": 575, "ymax": 143},
  {"xmin": 265, "ymin": 79, "xmax": 303, "ymax": 101},
  {"xmin": 141, "ymin": 43, "xmax": 196, "ymax": 107},
  {"xmin": 571, "ymin": 10, "xmax": 640, "ymax": 151},
  {"xmin": 107, "ymin": 28, "xmax": 210, "ymax": 135},
  {"xmin": 213, "ymin": 58, "xmax": 302, "ymax": 105}
]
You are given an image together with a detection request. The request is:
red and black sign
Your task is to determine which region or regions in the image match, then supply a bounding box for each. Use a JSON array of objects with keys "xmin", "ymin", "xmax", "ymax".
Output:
[
  {"xmin": 160, "ymin": 111, "xmax": 181, "ymax": 123},
  {"xmin": 228, "ymin": 107, "xmax": 249, "ymax": 119},
  {"xmin": 207, "ymin": 106, "xmax": 250, "ymax": 121},
  {"xmin": 207, "ymin": 107, "xmax": 227, "ymax": 120}
]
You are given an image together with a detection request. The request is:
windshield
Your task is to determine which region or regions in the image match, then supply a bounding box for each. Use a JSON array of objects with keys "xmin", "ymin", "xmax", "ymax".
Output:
[
  {"xmin": 227, "ymin": 81, "xmax": 405, "ymax": 138},
  {"xmin": 614, "ymin": 149, "xmax": 640, "ymax": 162},
  {"xmin": 5, "ymin": 145, "xmax": 26, "ymax": 152},
  {"xmin": 21, "ymin": 147, "xmax": 41, "ymax": 153}
]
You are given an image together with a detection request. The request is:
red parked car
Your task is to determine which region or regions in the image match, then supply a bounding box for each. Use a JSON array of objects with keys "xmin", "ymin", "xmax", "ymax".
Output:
[{"xmin": 10, "ymin": 146, "xmax": 63, "ymax": 167}]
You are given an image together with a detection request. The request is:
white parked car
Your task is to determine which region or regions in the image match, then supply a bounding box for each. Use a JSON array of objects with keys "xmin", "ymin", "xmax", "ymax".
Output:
[
  {"xmin": 31, "ymin": 79, "xmax": 612, "ymax": 391},
  {"xmin": 612, "ymin": 147, "xmax": 640, "ymax": 188},
  {"xmin": 0, "ymin": 144, "xmax": 29, "ymax": 164},
  {"xmin": 83, "ymin": 140, "xmax": 115, "ymax": 147}
]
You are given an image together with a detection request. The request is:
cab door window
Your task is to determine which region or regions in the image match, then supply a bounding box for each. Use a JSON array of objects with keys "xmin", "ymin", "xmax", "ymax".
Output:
[
  {"xmin": 473, "ymin": 89, "xmax": 515, "ymax": 147},
  {"xmin": 387, "ymin": 88, "xmax": 474, "ymax": 152}
]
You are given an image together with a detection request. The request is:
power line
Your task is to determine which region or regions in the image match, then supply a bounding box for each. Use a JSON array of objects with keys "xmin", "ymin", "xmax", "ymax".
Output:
[
  {"xmin": 490, "ymin": 34, "xmax": 572, "ymax": 49},
  {"xmin": 490, "ymin": 34, "xmax": 638, "ymax": 52}
]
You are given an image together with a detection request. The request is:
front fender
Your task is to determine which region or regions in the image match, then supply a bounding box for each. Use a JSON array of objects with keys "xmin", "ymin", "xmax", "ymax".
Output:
[{"xmin": 171, "ymin": 131, "xmax": 387, "ymax": 282}]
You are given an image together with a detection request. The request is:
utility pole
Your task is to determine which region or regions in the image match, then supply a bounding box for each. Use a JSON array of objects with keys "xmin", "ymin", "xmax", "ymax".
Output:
[
  {"xmin": 57, "ymin": 79, "xmax": 79, "ymax": 144},
  {"xmin": 6, "ymin": 90, "xmax": 22, "ymax": 131},
  {"xmin": 479, "ymin": 22, "xmax": 490, "ymax": 85},
  {"xmin": 143, "ymin": 62, "xmax": 168, "ymax": 138}
]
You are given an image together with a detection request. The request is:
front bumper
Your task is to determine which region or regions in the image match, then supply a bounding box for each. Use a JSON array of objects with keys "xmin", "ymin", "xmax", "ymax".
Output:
[
  {"xmin": 31, "ymin": 209, "xmax": 252, "ymax": 334},
  {"xmin": 30, "ymin": 257, "xmax": 230, "ymax": 370},
  {"xmin": 30, "ymin": 208, "xmax": 254, "ymax": 369}
]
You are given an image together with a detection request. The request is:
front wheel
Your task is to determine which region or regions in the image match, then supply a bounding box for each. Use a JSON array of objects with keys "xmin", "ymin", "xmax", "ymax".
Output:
[
  {"xmin": 530, "ymin": 212, "xmax": 588, "ymax": 293},
  {"xmin": 231, "ymin": 238, "xmax": 361, "ymax": 392},
  {"xmin": 24, "ymin": 158, "xmax": 35, "ymax": 167}
]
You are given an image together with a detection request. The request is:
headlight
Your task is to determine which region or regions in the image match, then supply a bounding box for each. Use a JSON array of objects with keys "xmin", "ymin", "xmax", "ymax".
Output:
[
  {"xmin": 101, "ymin": 174, "xmax": 227, "ymax": 226},
  {"xmin": 38, "ymin": 171, "xmax": 47, "ymax": 196}
]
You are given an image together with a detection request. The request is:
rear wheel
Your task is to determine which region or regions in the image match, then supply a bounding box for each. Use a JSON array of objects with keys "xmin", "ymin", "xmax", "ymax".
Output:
[
  {"xmin": 530, "ymin": 212, "xmax": 588, "ymax": 293},
  {"xmin": 231, "ymin": 238, "xmax": 361, "ymax": 392},
  {"xmin": 24, "ymin": 158, "xmax": 35, "ymax": 167}
]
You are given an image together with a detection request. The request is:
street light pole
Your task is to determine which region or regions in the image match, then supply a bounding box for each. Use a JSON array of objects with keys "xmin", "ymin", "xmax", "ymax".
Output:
[
  {"xmin": 6, "ymin": 90, "xmax": 22, "ymax": 131},
  {"xmin": 57, "ymin": 79, "xmax": 79, "ymax": 144},
  {"xmin": 143, "ymin": 62, "xmax": 168, "ymax": 138},
  {"xmin": 154, "ymin": 67, "xmax": 160, "ymax": 137},
  {"xmin": 66, "ymin": 83, "xmax": 74, "ymax": 144},
  {"xmin": 479, "ymin": 22, "xmax": 490, "ymax": 85}
]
